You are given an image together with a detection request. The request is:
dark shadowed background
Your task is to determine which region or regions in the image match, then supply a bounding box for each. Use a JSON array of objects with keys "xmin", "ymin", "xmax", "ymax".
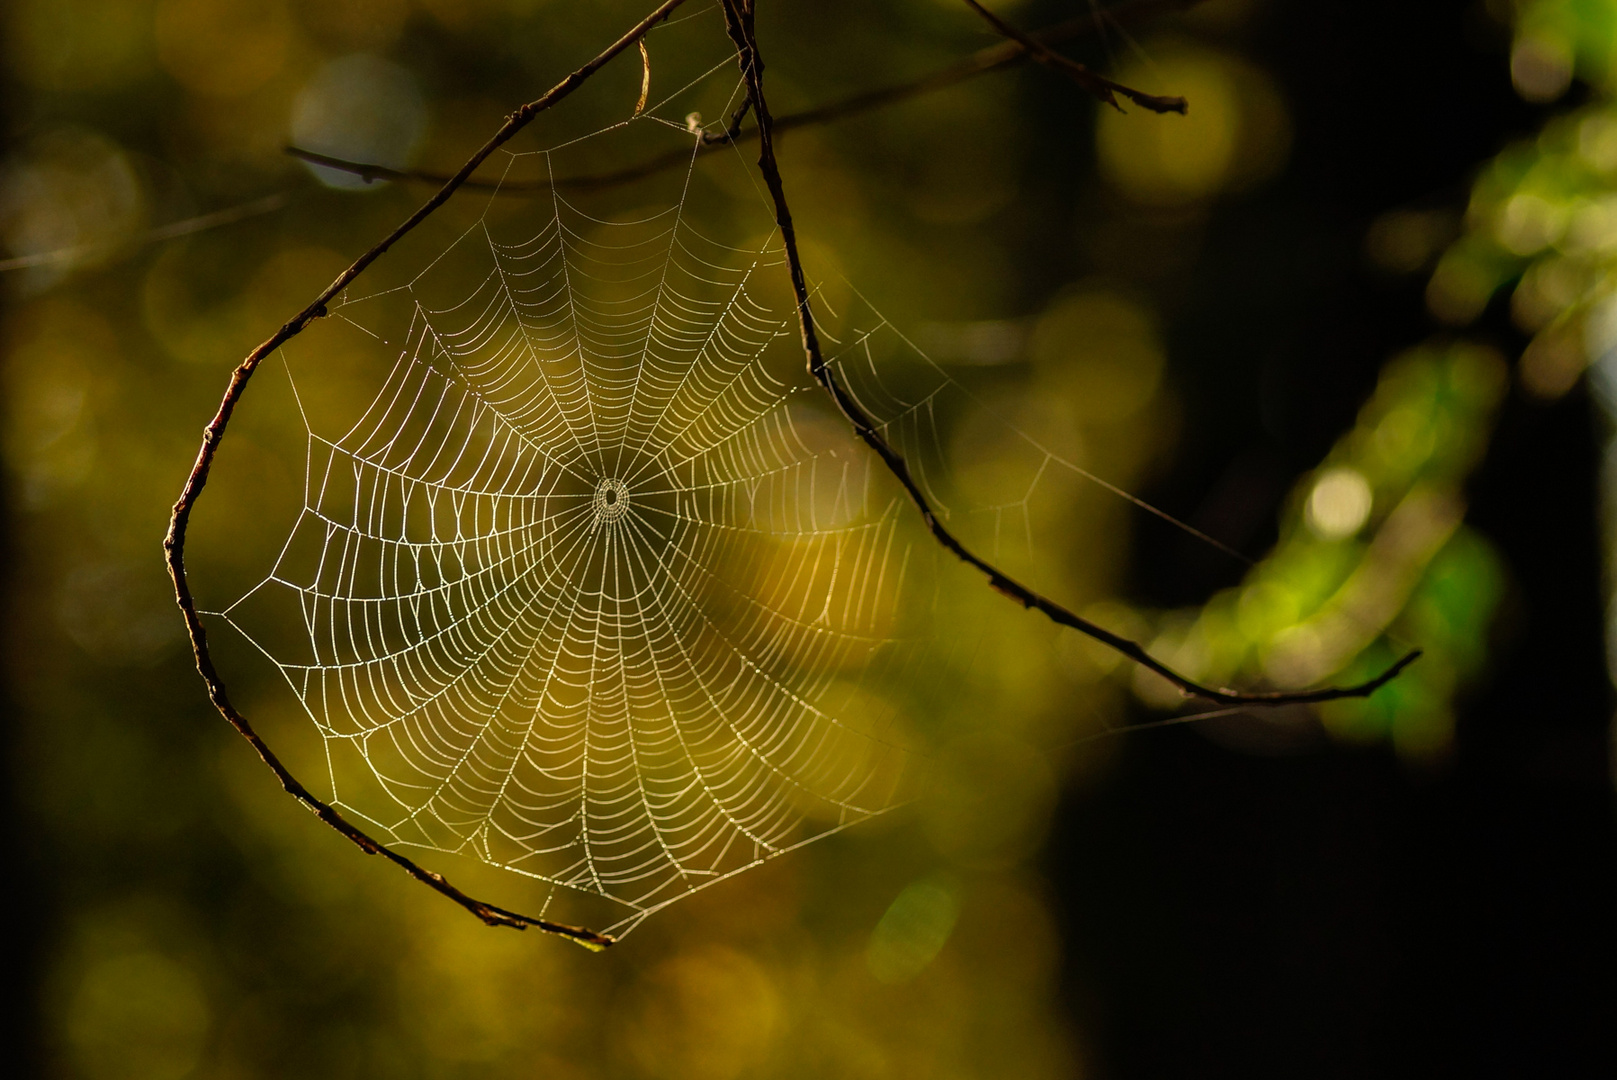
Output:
[{"xmin": 1051, "ymin": 2, "xmax": 1616, "ymax": 1076}]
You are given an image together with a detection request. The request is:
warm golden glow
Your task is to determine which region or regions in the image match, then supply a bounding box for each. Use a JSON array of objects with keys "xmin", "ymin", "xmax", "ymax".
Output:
[
  {"xmin": 1031, "ymin": 289, "xmax": 1165, "ymax": 423},
  {"xmin": 154, "ymin": 0, "xmax": 291, "ymax": 98},
  {"xmin": 1097, "ymin": 42, "xmax": 1289, "ymax": 205}
]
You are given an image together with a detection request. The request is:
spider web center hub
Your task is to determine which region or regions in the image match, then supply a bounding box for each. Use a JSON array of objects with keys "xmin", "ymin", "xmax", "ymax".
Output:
[{"xmin": 592, "ymin": 476, "xmax": 632, "ymax": 527}]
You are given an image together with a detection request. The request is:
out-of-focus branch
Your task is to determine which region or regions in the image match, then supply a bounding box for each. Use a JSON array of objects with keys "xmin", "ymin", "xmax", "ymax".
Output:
[
  {"xmin": 286, "ymin": 0, "xmax": 1203, "ymax": 195},
  {"xmin": 166, "ymin": 0, "xmax": 695, "ymax": 951},
  {"xmin": 0, "ymin": 193, "xmax": 289, "ymax": 273},
  {"xmin": 720, "ymin": 0, "xmax": 1416, "ymax": 708},
  {"xmin": 960, "ymin": 0, "xmax": 1187, "ymax": 114}
]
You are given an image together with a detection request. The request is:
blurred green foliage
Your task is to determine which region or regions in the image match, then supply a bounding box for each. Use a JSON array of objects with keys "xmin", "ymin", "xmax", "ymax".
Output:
[
  {"xmin": 1129, "ymin": 0, "xmax": 1617, "ymax": 762},
  {"xmin": 1143, "ymin": 343, "xmax": 1507, "ymax": 759},
  {"xmin": 1422, "ymin": 0, "xmax": 1617, "ymax": 688}
]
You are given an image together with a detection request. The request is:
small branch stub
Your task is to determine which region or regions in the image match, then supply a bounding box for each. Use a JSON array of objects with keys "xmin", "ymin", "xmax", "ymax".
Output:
[{"xmin": 961, "ymin": 0, "xmax": 1187, "ymax": 114}]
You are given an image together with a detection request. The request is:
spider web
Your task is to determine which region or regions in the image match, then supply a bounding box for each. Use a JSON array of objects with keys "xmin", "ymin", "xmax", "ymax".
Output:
[{"xmin": 201, "ymin": 40, "xmax": 1133, "ymax": 938}]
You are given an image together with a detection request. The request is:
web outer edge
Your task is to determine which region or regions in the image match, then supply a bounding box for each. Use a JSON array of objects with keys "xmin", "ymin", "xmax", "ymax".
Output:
[{"xmin": 161, "ymin": 0, "xmax": 694, "ymax": 952}]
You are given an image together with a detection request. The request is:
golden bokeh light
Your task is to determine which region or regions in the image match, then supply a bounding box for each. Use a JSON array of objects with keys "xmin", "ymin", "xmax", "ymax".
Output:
[
  {"xmin": 1096, "ymin": 41, "xmax": 1289, "ymax": 206},
  {"xmin": 1031, "ymin": 287, "xmax": 1165, "ymax": 423},
  {"xmin": 6, "ymin": 0, "xmax": 154, "ymax": 92},
  {"xmin": 63, "ymin": 951, "xmax": 210, "ymax": 1080},
  {"xmin": 3, "ymin": 298, "xmax": 112, "ymax": 508},
  {"xmin": 1, "ymin": 128, "xmax": 146, "ymax": 289},
  {"xmin": 154, "ymin": 0, "xmax": 293, "ymax": 98},
  {"xmin": 867, "ymin": 876, "xmax": 961, "ymax": 984},
  {"xmin": 291, "ymin": 54, "xmax": 428, "ymax": 189},
  {"xmin": 621, "ymin": 947, "xmax": 782, "ymax": 1080},
  {"xmin": 919, "ymin": 730, "xmax": 1058, "ymax": 868},
  {"xmin": 292, "ymin": 0, "xmax": 410, "ymax": 51},
  {"xmin": 1511, "ymin": 33, "xmax": 1574, "ymax": 103},
  {"xmin": 1305, "ymin": 467, "xmax": 1373, "ymax": 540}
]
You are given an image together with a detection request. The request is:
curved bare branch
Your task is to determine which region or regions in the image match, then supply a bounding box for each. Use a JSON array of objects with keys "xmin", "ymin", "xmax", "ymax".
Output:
[{"xmin": 165, "ymin": 0, "xmax": 695, "ymax": 951}]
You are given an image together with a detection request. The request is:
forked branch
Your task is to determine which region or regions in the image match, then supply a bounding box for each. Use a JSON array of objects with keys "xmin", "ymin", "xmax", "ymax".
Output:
[
  {"xmin": 719, "ymin": 0, "xmax": 1417, "ymax": 708},
  {"xmin": 164, "ymin": 0, "xmax": 696, "ymax": 950},
  {"xmin": 961, "ymin": 0, "xmax": 1187, "ymax": 114},
  {"xmin": 286, "ymin": 0, "xmax": 1204, "ymax": 195}
]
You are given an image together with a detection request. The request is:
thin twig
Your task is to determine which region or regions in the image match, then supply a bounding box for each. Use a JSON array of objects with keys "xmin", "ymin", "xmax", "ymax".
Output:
[
  {"xmin": 285, "ymin": 0, "xmax": 1203, "ymax": 195},
  {"xmin": 718, "ymin": 0, "xmax": 1418, "ymax": 708},
  {"xmin": 0, "ymin": 193, "xmax": 290, "ymax": 273},
  {"xmin": 961, "ymin": 0, "xmax": 1186, "ymax": 114},
  {"xmin": 165, "ymin": 0, "xmax": 693, "ymax": 951}
]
